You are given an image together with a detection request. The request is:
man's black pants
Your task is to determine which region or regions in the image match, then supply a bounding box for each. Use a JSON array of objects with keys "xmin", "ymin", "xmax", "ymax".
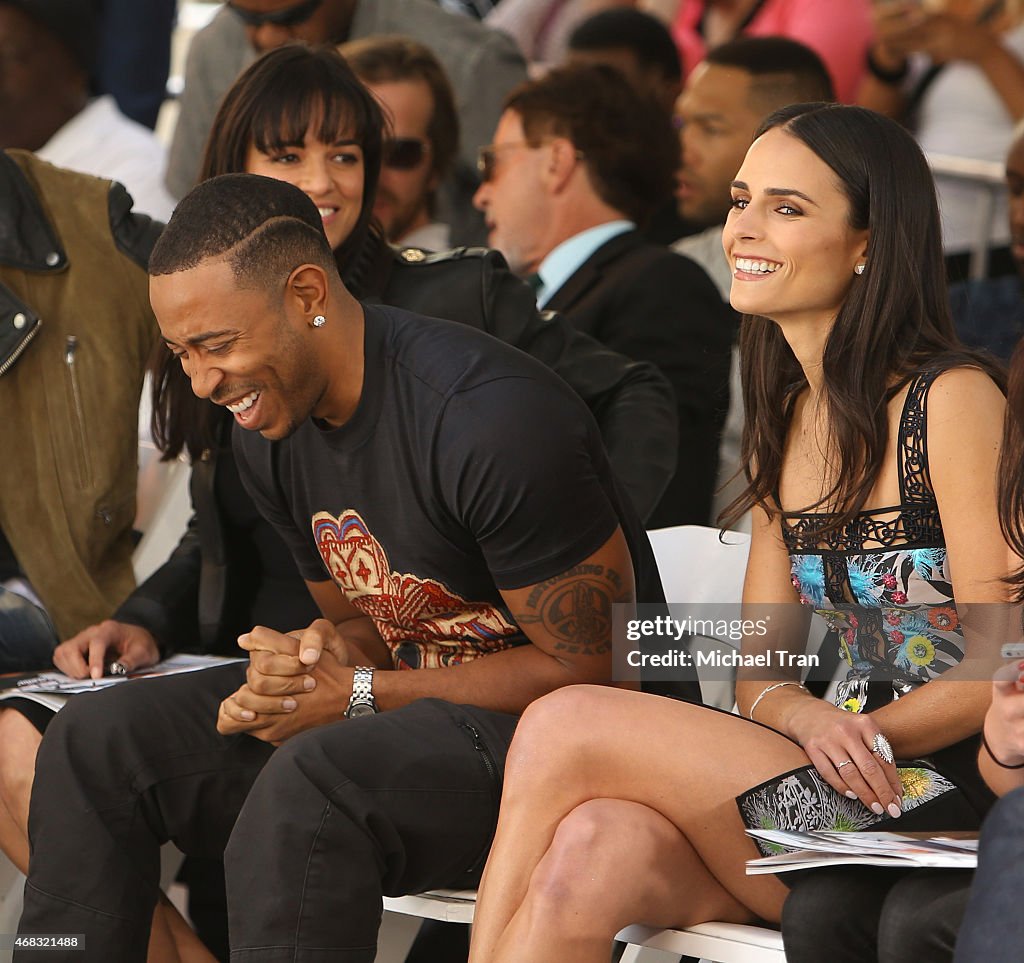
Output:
[{"xmin": 17, "ymin": 663, "xmax": 517, "ymax": 962}]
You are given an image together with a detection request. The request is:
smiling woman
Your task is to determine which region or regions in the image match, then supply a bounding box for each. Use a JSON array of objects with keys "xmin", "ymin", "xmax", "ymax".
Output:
[
  {"xmin": 465, "ymin": 104, "xmax": 1011, "ymax": 963},
  {"xmin": 198, "ymin": 43, "xmax": 381, "ymax": 270},
  {"xmin": 724, "ymin": 126, "xmax": 868, "ymax": 348}
]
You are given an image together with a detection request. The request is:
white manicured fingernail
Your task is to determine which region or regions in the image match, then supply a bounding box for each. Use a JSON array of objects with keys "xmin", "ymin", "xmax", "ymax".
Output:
[
  {"xmin": 845, "ymin": 791, "xmax": 858, "ymax": 799},
  {"xmin": 888, "ymin": 803, "xmax": 902, "ymax": 818},
  {"xmin": 282, "ymin": 698, "xmax": 297, "ymax": 710},
  {"xmin": 303, "ymin": 676, "xmax": 316, "ymax": 690},
  {"xmin": 871, "ymin": 802, "xmax": 884, "ymax": 815},
  {"xmin": 301, "ymin": 647, "xmax": 320, "ymax": 664}
]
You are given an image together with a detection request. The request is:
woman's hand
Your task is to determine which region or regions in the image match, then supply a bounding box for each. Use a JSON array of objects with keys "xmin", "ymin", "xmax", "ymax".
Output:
[
  {"xmin": 984, "ymin": 660, "xmax": 1024, "ymax": 766},
  {"xmin": 54, "ymin": 620, "xmax": 161, "ymax": 679},
  {"xmin": 786, "ymin": 697, "xmax": 905, "ymax": 818}
]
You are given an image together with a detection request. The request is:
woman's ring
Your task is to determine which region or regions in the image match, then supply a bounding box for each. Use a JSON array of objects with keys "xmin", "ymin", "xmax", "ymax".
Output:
[
  {"xmin": 836, "ymin": 759, "xmax": 853, "ymax": 770},
  {"xmin": 872, "ymin": 733, "xmax": 894, "ymax": 765}
]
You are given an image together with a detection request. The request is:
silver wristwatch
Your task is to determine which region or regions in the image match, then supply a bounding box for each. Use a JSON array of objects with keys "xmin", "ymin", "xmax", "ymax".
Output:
[{"xmin": 345, "ymin": 666, "xmax": 378, "ymax": 719}]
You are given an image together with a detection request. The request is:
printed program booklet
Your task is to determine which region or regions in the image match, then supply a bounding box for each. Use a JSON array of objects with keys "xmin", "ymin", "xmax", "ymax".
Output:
[
  {"xmin": 0, "ymin": 654, "xmax": 244, "ymax": 712},
  {"xmin": 745, "ymin": 828, "xmax": 979, "ymax": 874}
]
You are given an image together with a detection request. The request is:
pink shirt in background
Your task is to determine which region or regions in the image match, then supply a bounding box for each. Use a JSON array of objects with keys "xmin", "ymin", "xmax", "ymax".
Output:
[{"xmin": 672, "ymin": 0, "xmax": 874, "ymax": 103}]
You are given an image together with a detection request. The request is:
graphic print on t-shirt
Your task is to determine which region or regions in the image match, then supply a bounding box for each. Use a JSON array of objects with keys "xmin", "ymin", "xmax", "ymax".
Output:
[{"xmin": 312, "ymin": 509, "xmax": 521, "ymax": 668}]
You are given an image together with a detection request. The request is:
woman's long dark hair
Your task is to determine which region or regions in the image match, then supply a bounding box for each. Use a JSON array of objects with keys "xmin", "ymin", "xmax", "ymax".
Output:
[
  {"xmin": 720, "ymin": 103, "xmax": 1005, "ymax": 536},
  {"xmin": 999, "ymin": 339, "xmax": 1024, "ymax": 599},
  {"xmin": 152, "ymin": 44, "xmax": 386, "ymax": 461}
]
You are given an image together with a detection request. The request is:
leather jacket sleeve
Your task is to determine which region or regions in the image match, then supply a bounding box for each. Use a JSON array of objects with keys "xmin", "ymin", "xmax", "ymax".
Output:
[
  {"xmin": 476, "ymin": 252, "xmax": 678, "ymax": 522},
  {"xmin": 113, "ymin": 486, "xmax": 202, "ymax": 657}
]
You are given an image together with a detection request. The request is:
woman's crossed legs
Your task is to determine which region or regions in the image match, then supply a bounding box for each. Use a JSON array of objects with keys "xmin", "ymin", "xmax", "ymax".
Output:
[{"xmin": 468, "ymin": 685, "xmax": 816, "ymax": 963}]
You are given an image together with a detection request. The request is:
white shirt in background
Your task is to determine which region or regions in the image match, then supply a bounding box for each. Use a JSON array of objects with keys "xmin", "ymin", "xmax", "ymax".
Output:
[{"xmin": 38, "ymin": 96, "xmax": 177, "ymax": 222}]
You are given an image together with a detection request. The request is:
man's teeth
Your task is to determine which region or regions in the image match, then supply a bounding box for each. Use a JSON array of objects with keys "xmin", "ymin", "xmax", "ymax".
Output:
[
  {"xmin": 736, "ymin": 257, "xmax": 780, "ymax": 274},
  {"xmin": 227, "ymin": 391, "xmax": 259, "ymax": 414}
]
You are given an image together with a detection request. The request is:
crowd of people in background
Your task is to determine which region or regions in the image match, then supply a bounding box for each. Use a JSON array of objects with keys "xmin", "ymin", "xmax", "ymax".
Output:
[{"xmin": 2, "ymin": 1, "xmax": 1024, "ymax": 961}]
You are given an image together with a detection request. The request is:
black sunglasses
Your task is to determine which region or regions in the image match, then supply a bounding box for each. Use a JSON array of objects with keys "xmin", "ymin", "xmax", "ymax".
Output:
[
  {"xmin": 227, "ymin": 0, "xmax": 323, "ymax": 29},
  {"xmin": 382, "ymin": 137, "xmax": 429, "ymax": 171}
]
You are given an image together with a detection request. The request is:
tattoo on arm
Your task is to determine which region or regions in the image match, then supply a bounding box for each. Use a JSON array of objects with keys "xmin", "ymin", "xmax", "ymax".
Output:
[{"xmin": 514, "ymin": 564, "xmax": 632, "ymax": 655}]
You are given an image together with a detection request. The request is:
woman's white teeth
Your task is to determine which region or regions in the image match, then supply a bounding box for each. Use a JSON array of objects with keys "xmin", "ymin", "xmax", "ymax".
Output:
[
  {"xmin": 736, "ymin": 257, "xmax": 779, "ymax": 274},
  {"xmin": 227, "ymin": 391, "xmax": 259, "ymax": 414},
  {"xmin": 317, "ymin": 207, "xmax": 335, "ymax": 218}
]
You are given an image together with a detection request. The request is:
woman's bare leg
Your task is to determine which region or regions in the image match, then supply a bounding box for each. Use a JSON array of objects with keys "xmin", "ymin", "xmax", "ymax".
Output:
[
  {"xmin": 491, "ymin": 798, "xmax": 752, "ymax": 963},
  {"xmin": 158, "ymin": 897, "xmax": 218, "ymax": 963},
  {"xmin": 0, "ymin": 709, "xmax": 41, "ymax": 873},
  {"xmin": 469, "ymin": 685, "xmax": 814, "ymax": 961},
  {"xmin": 146, "ymin": 895, "xmax": 218, "ymax": 963}
]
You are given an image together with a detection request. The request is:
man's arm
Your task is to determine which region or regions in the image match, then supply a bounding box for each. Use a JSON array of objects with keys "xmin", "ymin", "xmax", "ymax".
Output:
[
  {"xmin": 370, "ymin": 525, "xmax": 631, "ymax": 711},
  {"xmin": 217, "ymin": 527, "xmax": 633, "ymax": 740}
]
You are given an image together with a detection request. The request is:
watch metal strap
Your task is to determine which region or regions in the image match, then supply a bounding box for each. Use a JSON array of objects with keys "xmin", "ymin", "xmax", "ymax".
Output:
[{"xmin": 345, "ymin": 666, "xmax": 376, "ymax": 717}]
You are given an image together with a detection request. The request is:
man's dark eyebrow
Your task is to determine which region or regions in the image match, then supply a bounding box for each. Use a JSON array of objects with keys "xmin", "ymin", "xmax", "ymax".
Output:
[
  {"xmin": 166, "ymin": 329, "xmax": 237, "ymax": 348},
  {"xmin": 730, "ymin": 181, "xmax": 819, "ymax": 206}
]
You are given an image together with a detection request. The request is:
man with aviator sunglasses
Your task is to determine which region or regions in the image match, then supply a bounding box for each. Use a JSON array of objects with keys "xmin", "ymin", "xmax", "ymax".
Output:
[
  {"xmin": 167, "ymin": 0, "xmax": 527, "ymax": 246},
  {"xmin": 344, "ymin": 35, "xmax": 458, "ymax": 251}
]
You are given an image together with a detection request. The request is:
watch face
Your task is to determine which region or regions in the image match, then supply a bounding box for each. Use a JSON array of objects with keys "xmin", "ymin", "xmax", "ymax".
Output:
[{"xmin": 347, "ymin": 701, "xmax": 377, "ymax": 719}]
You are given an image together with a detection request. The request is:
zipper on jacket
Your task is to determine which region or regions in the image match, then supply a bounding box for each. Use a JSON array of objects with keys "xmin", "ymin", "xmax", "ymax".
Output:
[
  {"xmin": 0, "ymin": 317, "xmax": 41, "ymax": 377},
  {"xmin": 64, "ymin": 334, "xmax": 92, "ymax": 488},
  {"xmin": 461, "ymin": 722, "xmax": 500, "ymax": 873}
]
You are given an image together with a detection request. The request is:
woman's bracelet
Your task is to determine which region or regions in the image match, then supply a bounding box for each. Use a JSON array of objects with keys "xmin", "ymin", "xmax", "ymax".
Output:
[
  {"xmin": 981, "ymin": 730, "xmax": 1024, "ymax": 770},
  {"xmin": 865, "ymin": 47, "xmax": 909, "ymax": 85},
  {"xmin": 748, "ymin": 681, "xmax": 808, "ymax": 721}
]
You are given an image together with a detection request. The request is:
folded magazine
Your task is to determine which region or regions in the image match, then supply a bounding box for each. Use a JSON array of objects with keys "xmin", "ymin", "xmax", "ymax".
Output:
[{"xmin": 745, "ymin": 828, "xmax": 978, "ymax": 874}]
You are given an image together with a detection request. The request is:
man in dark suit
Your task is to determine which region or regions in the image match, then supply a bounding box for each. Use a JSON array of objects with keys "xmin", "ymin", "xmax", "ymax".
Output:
[{"xmin": 474, "ymin": 64, "xmax": 734, "ymax": 527}]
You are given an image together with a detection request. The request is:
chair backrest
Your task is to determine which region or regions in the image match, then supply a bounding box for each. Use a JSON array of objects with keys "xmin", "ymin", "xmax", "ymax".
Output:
[
  {"xmin": 646, "ymin": 525, "xmax": 751, "ymax": 710},
  {"xmin": 647, "ymin": 525, "xmax": 750, "ymax": 605}
]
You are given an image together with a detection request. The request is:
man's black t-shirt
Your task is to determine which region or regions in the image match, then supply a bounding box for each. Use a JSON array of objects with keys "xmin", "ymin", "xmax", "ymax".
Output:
[{"xmin": 234, "ymin": 304, "xmax": 663, "ymax": 670}]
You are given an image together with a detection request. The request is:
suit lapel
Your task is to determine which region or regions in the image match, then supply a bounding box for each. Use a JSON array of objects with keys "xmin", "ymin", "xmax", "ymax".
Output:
[{"xmin": 544, "ymin": 230, "xmax": 639, "ymax": 314}]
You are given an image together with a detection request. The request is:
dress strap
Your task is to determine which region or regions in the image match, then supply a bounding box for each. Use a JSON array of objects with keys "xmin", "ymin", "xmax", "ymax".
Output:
[{"xmin": 897, "ymin": 369, "xmax": 942, "ymax": 506}]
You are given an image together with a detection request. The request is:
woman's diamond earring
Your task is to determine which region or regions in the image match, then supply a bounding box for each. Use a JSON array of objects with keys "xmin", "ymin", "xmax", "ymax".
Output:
[
  {"xmin": 854, "ymin": 264, "xmax": 865, "ymax": 276},
  {"xmin": 312, "ymin": 315, "xmax": 327, "ymax": 327}
]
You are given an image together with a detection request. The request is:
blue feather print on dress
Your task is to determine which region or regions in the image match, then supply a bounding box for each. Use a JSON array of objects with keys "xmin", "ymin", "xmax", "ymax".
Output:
[
  {"xmin": 846, "ymin": 560, "xmax": 877, "ymax": 606},
  {"xmin": 791, "ymin": 555, "xmax": 825, "ymax": 607},
  {"xmin": 908, "ymin": 547, "xmax": 945, "ymax": 578}
]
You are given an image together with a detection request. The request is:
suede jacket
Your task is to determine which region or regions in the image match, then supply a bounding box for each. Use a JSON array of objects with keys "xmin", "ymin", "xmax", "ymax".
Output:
[
  {"xmin": 115, "ymin": 238, "xmax": 678, "ymax": 654},
  {"xmin": 0, "ymin": 150, "xmax": 161, "ymax": 639}
]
